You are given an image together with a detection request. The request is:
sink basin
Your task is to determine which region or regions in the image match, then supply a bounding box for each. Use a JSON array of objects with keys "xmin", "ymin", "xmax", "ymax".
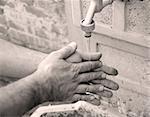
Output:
[{"xmin": 31, "ymin": 101, "xmax": 126, "ymax": 117}]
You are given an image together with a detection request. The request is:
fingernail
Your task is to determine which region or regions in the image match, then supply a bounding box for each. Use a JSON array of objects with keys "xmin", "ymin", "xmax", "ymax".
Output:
[
  {"xmin": 68, "ymin": 42, "xmax": 77, "ymax": 50},
  {"xmin": 97, "ymin": 53, "xmax": 102, "ymax": 60},
  {"xmin": 99, "ymin": 53, "xmax": 102, "ymax": 58},
  {"xmin": 99, "ymin": 61, "xmax": 103, "ymax": 66},
  {"xmin": 99, "ymin": 85, "xmax": 104, "ymax": 91},
  {"xmin": 114, "ymin": 83, "xmax": 119, "ymax": 90},
  {"xmin": 113, "ymin": 69, "xmax": 118, "ymax": 75}
]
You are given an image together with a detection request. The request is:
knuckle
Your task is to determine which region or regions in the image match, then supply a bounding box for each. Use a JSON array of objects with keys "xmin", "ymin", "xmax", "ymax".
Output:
[
  {"xmin": 51, "ymin": 51, "xmax": 58, "ymax": 57},
  {"xmin": 85, "ymin": 86, "xmax": 89, "ymax": 92},
  {"xmin": 78, "ymin": 85, "xmax": 87, "ymax": 92},
  {"xmin": 81, "ymin": 95, "xmax": 89, "ymax": 101},
  {"xmin": 70, "ymin": 64, "xmax": 79, "ymax": 76},
  {"xmin": 91, "ymin": 61, "xmax": 101, "ymax": 69},
  {"xmin": 98, "ymin": 72, "xmax": 103, "ymax": 77},
  {"xmin": 90, "ymin": 96, "xmax": 95, "ymax": 101},
  {"xmin": 89, "ymin": 72, "xmax": 100, "ymax": 80},
  {"xmin": 88, "ymin": 73, "xmax": 95, "ymax": 80},
  {"xmin": 89, "ymin": 62, "xmax": 94, "ymax": 69},
  {"xmin": 100, "ymin": 72, "xmax": 106, "ymax": 79},
  {"xmin": 89, "ymin": 86, "xmax": 95, "ymax": 91},
  {"xmin": 72, "ymin": 94, "xmax": 80, "ymax": 101},
  {"xmin": 76, "ymin": 85, "xmax": 81, "ymax": 92},
  {"xmin": 90, "ymin": 72, "xmax": 95, "ymax": 78},
  {"xmin": 71, "ymin": 64, "xmax": 79, "ymax": 72},
  {"xmin": 98, "ymin": 85, "xmax": 104, "ymax": 91}
]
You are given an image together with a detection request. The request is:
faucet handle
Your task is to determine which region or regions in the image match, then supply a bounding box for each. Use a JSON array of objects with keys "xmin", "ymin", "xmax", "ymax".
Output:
[
  {"xmin": 95, "ymin": 0, "xmax": 113, "ymax": 13},
  {"xmin": 102, "ymin": 0, "xmax": 113, "ymax": 9},
  {"xmin": 80, "ymin": 0, "xmax": 114, "ymax": 37}
]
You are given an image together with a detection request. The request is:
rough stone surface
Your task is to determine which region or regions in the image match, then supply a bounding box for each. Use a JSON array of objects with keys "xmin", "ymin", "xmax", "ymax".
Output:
[
  {"xmin": 79, "ymin": 1, "xmax": 150, "ymax": 116},
  {"xmin": 97, "ymin": 41, "xmax": 150, "ymax": 117},
  {"xmin": 126, "ymin": 0, "xmax": 150, "ymax": 35},
  {"xmin": 31, "ymin": 101, "xmax": 125, "ymax": 117},
  {"xmin": 0, "ymin": 0, "xmax": 69, "ymax": 54}
]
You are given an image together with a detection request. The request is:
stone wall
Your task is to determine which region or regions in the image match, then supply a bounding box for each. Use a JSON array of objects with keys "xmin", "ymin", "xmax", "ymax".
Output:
[
  {"xmin": 0, "ymin": 0, "xmax": 69, "ymax": 53},
  {"xmin": 126, "ymin": 0, "xmax": 150, "ymax": 34}
]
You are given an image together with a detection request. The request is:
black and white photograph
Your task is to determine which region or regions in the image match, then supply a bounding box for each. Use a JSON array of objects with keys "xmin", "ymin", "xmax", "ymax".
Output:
[{"xmin": 0, "ymin": 0, "xmax": 149, "ymax": 116}]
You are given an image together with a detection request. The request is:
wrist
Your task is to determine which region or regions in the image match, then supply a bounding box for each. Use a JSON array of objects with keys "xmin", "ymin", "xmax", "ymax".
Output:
[
  {"xmin": 31, "ymin": 70, "xmax": 53, "ymax": 103},
  {"xmin": 21, "ymin": 72, "xmax": 41, "ymax": 106}
]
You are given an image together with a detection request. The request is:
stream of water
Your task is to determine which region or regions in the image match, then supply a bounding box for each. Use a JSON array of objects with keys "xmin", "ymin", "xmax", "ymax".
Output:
[{"xmin": 84, "ymin": 37, "xmax": 91, "ymax": 52}]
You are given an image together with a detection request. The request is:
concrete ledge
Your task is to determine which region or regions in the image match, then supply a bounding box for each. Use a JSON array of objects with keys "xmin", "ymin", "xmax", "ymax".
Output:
[{"xmin": 31, "ymin": 101, "xmax": 125, "ymax": 117}]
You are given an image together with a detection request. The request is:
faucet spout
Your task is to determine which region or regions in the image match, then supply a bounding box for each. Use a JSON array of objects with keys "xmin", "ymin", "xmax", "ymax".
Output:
[
  {"xmin": 83, "ymin": 0, "xmax": 113, "ymax": 25},
  {"xmin": 81, "ymin": 0, "xmax": 113, "ymax": 37},
  {"xmin": 83, "ymin": 0, "xmax": 100, "ymax": 25}
]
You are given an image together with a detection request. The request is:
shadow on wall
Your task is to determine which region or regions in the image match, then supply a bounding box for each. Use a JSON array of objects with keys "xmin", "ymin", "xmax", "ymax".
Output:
[{"xmin": 0, "ymin": 0, "xmax": 69, "ymax": 53}]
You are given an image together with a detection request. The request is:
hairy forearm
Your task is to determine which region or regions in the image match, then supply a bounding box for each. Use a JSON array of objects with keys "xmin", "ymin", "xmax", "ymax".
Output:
[
  {"xmin": 0, "ymin": 72, "xmax": 41, "ymax": 116},
  {"xmin": 0, "ymin": 39, "xmax": 47, "ymax": 78}
]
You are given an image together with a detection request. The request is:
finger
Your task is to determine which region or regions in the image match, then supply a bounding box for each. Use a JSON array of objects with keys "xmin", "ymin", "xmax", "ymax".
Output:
[
  {"xmin": 76, "ymin": 61, "xmax": 102, "ymax": 73},
  {"xmin": 66, "ymin": 51, "xmax": 82, "ymax": 63},
  {"xmin": 78, "ymin": 71, "xmax": 106, "ymax": 83},
  {"xmin": 72, "ymin": 94, "xmax": 101, "ymax": 105},
  {"xmin": 91, "ymin": 79, "xmax": 119, "ymax": 90},
  {"xmin": 75, "ymin": 84, "xmax": 104, "ymax": 94},
  {"xmin": 80, "ymin": 52, "xmax": 102, "ymax": 61},
  {"xmin": 56, "ymin": 42, "xmax": 77, "ymax": 59},
  {"xmin": 94, "ymin": 65, "xmax": 118, "ymax": 76},
  {"xmin": 98, "ymin": 89, "xmax": 113, "ymax": 98},
  {"xmin": 103, "ymin": 0, "xmax": 113, "ymax": 8},
  {"xmin": 86, "ymin": 98, "xmax": 101, "ymax": 105}
]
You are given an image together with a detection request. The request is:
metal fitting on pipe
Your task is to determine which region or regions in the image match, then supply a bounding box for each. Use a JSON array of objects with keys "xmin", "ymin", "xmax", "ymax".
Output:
[
  {"xmin": 80, "ymin": 19, "xmax": 95, "ymax": 38},
  {"xmin": 80, "ymin": 0, "xmax": 113, "ymax": 38}
]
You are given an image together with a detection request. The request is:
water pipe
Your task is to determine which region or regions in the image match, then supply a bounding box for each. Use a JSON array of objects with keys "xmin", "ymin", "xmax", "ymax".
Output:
[{"xmin": 80, "ymin": 0, "xmax": 113, "ymax": 37}]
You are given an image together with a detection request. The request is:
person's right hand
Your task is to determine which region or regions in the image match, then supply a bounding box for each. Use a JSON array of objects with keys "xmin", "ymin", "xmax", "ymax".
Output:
[
  {"xmin": 33, "ymin": 42, "xmax": 106, "ymax": 105},
  {"xmin": 65, "ymin": 48, "xmax": 119, "ymax": 105},
  {"xmin": 66, "ymin": 51, "xmax": 118, "ymax": 75}
]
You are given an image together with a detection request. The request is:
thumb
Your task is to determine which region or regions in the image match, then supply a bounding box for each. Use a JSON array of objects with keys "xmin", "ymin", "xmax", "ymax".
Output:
[{"xmin": 56, "ymin": 42, "xmax": 77, "ymax": 59}]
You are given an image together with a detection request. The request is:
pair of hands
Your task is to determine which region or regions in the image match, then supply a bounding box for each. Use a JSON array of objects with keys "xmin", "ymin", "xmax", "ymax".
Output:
[{"xmin": 34, "ymin": 42, "xmax": 119, "ymax": 105}]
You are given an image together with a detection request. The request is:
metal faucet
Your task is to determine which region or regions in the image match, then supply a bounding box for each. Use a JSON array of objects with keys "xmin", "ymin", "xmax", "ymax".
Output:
[{"xmin": 80, "ymin": 0, "xmax": 113, "ymax": 37}]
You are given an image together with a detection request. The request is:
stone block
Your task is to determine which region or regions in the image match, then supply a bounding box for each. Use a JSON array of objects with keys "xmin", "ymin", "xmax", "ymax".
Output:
[
  {"xmin": 25, "ymin": 5, "xmax": 47, "ymax": 18},
  {"xmin": 0, "ymin": 0, "xmax": 7, "ymax": 6},
  {"xmin": 20, "ymin": 0, "xmax": 34, "ymax": 6},
  {"xmin": 0, "ymin": 15, "xmax": 7, "ymax": 25},
  {"xmin": 126, "ymin": 0, "xmax": 150, "ymax": 34},
  {"xmin": 31, "ymin": 101, "xmax": 126, "ymax": 117},
  {"xmin": 0, "ymin": 24, "xmax": 7, "ymax": 34}
]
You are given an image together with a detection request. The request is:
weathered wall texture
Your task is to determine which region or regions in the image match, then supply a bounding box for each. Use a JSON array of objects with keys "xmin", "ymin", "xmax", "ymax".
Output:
[
  {"xmin": 68, "ymin": 0, "xmax": 150, "ymax": 117},
  {"xmin": 126, "ymin": 0, "xmax": 150, "ymax": 35},
  {"xmin": 97, "ymin": 41, "xmax": 149, "ymax": 117},
  {"xmin": 0, "ymin": 0, "xmax": 69, "ymax": 53}
]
